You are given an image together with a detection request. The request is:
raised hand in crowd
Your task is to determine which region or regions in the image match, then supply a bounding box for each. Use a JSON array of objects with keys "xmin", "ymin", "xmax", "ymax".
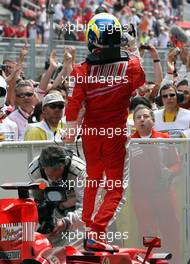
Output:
[
  {"xmin": 63, "ymin": 46, "xmax": 75, "ymax": 76},
  {"xmin": 148, "ymin": 45, "xmax": 163, "ymax": 84},
  {"xmin": 52, "ymin": 46, "xmax": 75, "ymax": 89},
  {"xmin": 166, "ymin": 47, "xmax": 178, "ymax": 74},
  {"xmin": 179, "ymin": 47, "xmax": 188, "ymax": 66},
  {"xmin": 18, "ymin": 43, "xmax": 28, "ymax": 65},
  {"xmin": 139, "ymin": 45, "xmax": 162, "ymax": 102},
  {"xmin": 49, "ymin": 49, "xmax": 58, "ymax": 70},
  {"xmin": 39, "ymin": 49, "xmax": 58, "ymax": 93},
  {"xmin": 6, "ymin": 63, "xmax": 23, "ymax": 106}
]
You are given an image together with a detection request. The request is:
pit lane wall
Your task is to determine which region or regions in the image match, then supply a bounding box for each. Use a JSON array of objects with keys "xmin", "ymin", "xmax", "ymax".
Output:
[
  {"xmin": 0, "ymin": 139, "xmax": 190, "ymax": 263},
  {"xmin": 114, "ymin": 138, "xmax": 190, "ymax": 264}
]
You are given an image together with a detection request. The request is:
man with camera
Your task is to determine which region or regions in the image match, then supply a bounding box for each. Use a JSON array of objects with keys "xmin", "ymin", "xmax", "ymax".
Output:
[{"xmin": 28, "ymin": 145, "xmax": 86, "ymax": 248}]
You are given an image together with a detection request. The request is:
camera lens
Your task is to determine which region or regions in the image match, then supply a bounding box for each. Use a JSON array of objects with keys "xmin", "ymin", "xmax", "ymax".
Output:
[{"xmin": 0, "ymin": 88, "xmax": 6, "ymax": 97}]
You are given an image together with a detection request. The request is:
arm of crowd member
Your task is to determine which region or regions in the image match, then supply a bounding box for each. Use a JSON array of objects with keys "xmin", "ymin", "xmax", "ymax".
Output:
[
  {"xmin": 39, "ymin": 50, "xmax": 58, "ymax": 92},
  {"xmin": 6, "ymin": 45, "xmax": 28, "ymax": 106},
  {"xmin": 149, "ymin": 45, "xmax": 163, "ymax": 85},
  {"xmin": 159, "ymin": 48, "xmax": 177, "ymax": 88},
  {"xmin": 148, "ymin": 45, "xmax": 163, "ymax": 101},
  {"xmin": 186, "ymin": 53, "xmax": 190, "ymax": 84},
  {"xmin": 6, "ymin": 64, "xmax": 22, "ymax": 106},
  {"xmin": 18, "ymin": 43, "xmax": 28, "ymax": 66},
  {"xmin": 178, "ymin": 47, "xmax": 188, "ymax": 79},
  {"xmin": 52, "ymin": 47, "xmax": 75, "ymax": 89}
]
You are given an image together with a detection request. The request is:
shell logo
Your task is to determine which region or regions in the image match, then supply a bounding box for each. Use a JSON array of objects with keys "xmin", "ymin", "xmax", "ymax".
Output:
[{"xmin": 102, "ymin": 257, "xmax": 110, "ymax": 264}]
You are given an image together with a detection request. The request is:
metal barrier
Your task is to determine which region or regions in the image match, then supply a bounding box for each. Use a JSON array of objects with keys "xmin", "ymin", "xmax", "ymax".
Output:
[
  {"xmin": 0, "ymin": 139, "xmax": 189, "ymax": 263},
  {"xmin": 0, "ymin": 37, "xmax": 176, "ymax": 81},
  {"xmin": 123, "ymin": 138, "xmax": 190, "ymax": 264}
]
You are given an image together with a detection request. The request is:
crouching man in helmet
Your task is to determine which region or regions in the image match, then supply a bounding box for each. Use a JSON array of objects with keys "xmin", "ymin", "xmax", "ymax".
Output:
[{"xmin": 64, "ymin": 12, "xmax": 145, "ymax": 251}]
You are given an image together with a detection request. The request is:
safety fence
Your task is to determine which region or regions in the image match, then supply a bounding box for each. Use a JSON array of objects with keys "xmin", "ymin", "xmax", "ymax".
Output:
[
  {"xmin": 0, "ymin": 139, "xmax": 189, "ymax": 263},
  {"xmin": 0, "ymin": 37, "xmax": 175, "ymax": 81}
]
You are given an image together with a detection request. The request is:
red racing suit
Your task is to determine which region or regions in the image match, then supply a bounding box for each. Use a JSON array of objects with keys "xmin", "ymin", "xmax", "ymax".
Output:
[{"xmin": 65, "ymin": 56, "xmax": 145, "ymax": 233}]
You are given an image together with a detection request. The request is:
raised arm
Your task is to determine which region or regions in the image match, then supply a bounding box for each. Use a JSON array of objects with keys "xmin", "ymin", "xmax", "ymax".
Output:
[{"xmin": 39, "ymin": 50, "xmax": 58, "ymax": 92}]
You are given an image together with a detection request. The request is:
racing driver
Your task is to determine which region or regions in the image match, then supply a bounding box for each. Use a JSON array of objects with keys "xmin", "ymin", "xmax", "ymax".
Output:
[{"xmin": 64, "ymin": 12, "xmax": 145, "ymax": 251}]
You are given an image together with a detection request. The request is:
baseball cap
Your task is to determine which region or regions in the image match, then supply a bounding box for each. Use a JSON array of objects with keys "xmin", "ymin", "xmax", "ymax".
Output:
[{"xmin": 42, "ymin": 93, "xmax": 65, "ymax": 107}]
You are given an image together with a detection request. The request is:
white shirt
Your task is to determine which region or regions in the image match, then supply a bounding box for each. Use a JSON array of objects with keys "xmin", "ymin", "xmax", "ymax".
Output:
[
  {"xmin": 154, "ymin": 107, "xmax": 190, "ymax": 137},
  {"xmin": 0, "ymin": 117, "xmax": 18, "ymax": 141},
  {"xmin": 8, "ymin": 108, "xmax": 31, "ymax": 140}
]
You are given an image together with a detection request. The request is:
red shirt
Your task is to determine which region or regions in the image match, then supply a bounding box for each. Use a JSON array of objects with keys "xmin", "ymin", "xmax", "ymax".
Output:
[{"xmin": 132, "ymin": 129, "xmax": 170, "ymax": 138}]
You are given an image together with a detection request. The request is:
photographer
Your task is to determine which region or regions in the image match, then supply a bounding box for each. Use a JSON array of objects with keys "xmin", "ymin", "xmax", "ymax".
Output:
[{"xmin": 28, "ymin": 146, "xmax": 86, "ymax": 248}]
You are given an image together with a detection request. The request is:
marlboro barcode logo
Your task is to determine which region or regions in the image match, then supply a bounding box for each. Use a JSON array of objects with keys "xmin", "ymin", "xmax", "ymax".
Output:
[
  {"xmin": 0, "ymin": 250, "xmax": 21, "ymax": 260},
  {"xmin": 0, "ymin": 222, "xmax": 36, "ymax": 241},
  {"xmin": 0, "ymin": 223, "xmax": 22, "ymax": 241}
]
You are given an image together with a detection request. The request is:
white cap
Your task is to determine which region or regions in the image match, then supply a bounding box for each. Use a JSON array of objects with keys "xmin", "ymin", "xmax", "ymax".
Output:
[{"xmin": 42, "ymin": 93, "xmax": 65, "ymax": 107}]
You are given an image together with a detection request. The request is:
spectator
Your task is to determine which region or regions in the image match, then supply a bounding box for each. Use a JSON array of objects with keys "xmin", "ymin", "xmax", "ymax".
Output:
[
  {"xmin": 139, "ymin": 31, "xmax": 149, "ymax": 45},
  {"xmin": 2, "ymin": 59, "xmax": 17, "ymax": 78},
  {"xmin": 127, "ymin": 96, "xmax": 152, "ymax": 135},
  {"xmin": 157, "ymin": 26, "xmax": 170, "ymax": 48},
  {"xmin": 147, "ymin": 31, "xmax": 158, "ymax": 47},
  {"xmin": 134, "ymin": 0, "xmax": 145, "ymax": 11},
  {"xmin": 3, "ymin": 21, "xmax": 16, "ymax": 38},
  {"xmin": 53, "ymin": 0, "xmax": 64, "ymax": 24},
  {"xmin": 15, "ymin": 22, "xmax": 27, "ymax": 38},
  {"xmin": 128, "ymin": 8, "xmax": 141, "ymax": 29},
  {"xmin": 10, "ymin": 0, "xmax": 22, "ymax": 25},
  {"xmin": 176, "ymin": 79, "xmax": 190, "ymax": 109},
  {"xmin": 36, "ymin": 4, "xmax": 47, "ymax": 43},
  {"xmin": 24, "ymin": 92, "xmax": 65, "ymax": 140},
  {"xmin": 138, "ymin": 11, "xmax": 149, "ymax": 33},
  {"xmin": 63, "ymin": 0, "xmax": 75, "ymax": 22},
  {"xmin": 154, "ymin": 83, "xmax": 190, "ymax": 137},
  {"xmin": 27, "ymin": 21, "xmax": 37, "ymax": 41},
  {"xmin": 43, "ymin": 18, "xmax": 50, "ymax": 43},
  {"xmin": 8, "ymin": 80, "xmax": 36, "ymax": 140},
  {"xmin": 28, "ymin": 145, "xmax": 86, "ymax": 248},
  {"xmin": 0, "ymin": 76, "xmax": 18, "ymax": 141}
]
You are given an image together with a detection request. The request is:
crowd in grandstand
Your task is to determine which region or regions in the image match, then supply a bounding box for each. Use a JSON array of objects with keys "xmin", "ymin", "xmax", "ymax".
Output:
[
  {"xmin": 0, "ymin": 0, "xmax": 189, "ymax": 45},
  {"xmin": 0, "ymin": 40, "xmax": 190, "ymax": 141}
]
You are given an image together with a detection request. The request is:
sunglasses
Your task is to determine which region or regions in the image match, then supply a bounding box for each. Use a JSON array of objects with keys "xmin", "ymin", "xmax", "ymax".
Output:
[
  {"xmin": 48, "ymin": 103, "xmax": 64, "ymax": 109},
  {"xmin": 162, "ymin": 93, "xmax": 176, "ymax": 99},
  {"xmin": 16, "ymin": 92, "xmax": 34, "ymax": 98}
]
